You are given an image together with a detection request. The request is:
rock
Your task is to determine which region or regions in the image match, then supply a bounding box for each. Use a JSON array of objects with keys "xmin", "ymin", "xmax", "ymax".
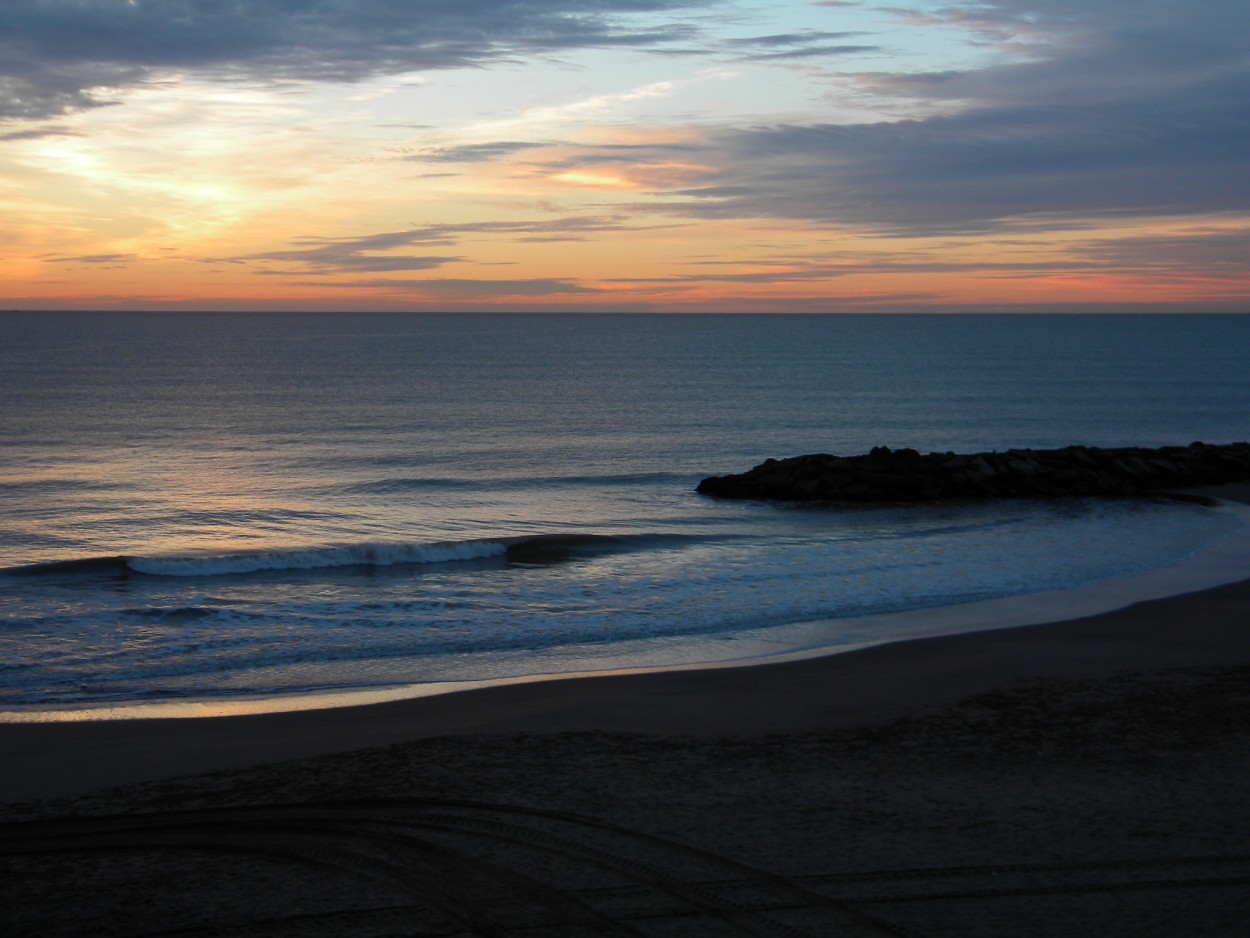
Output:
[{"xmin": 696, "ymin": 442, "xmax": 1250, "ymax": 504}]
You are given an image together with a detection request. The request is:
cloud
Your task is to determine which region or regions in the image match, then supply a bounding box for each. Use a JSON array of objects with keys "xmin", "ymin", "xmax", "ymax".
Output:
[
  {"xmin": 257, "ymin": 253, "xmax": 461, "ymax": 274},
  {"xmin": 741, "ymin": 43, "xmax": 878, "ymax": 61},
  {"xmin": 44, "ymin": 252, "xmax": 137, "ymax": 265},
  {"xmin": 239, "ymin": 215, "xmax": 654, "ymax": 273},
  {"xmin": 604, "ymin": 253, "xmax": 1098, "ymax": 286},
  {"xmin": 0, "ymin": 122, "xmax": 80, "ymax": 140},
  {"xmin": 0, "ymin": 0, "xmax": 711, "ymax": 120},
  {"xmin": 243, "ymin": 229, "xmax": 462, "ymax": 274},
  {"xmin": 400, "ymin": 141, "xmax": 547, "ymax": 164},
  {"xmin": 651, "ymin": 0, "xmax": 1250, "ymax": 233},
  {"xmin": 724, "ymin": 30, "xmax": 879, "ymax": 60},
  {"xmin": 335, "ymin": 277, "xmax": 601, "ymax": 296},
  {"xmin": 1078, "ymin": 226, "xmax": 1250, "ymax": 274}
]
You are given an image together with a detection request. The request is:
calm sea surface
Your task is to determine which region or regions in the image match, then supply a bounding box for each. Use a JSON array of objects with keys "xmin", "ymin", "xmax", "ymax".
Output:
[{"xmin": 2, "ymin": 312, "xmax": 1248, "ymax": 712}]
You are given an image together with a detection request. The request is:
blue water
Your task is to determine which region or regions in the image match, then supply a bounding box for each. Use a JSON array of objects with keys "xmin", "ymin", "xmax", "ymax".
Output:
[{"xmin": 2, "ymin": 312, "xmax": 1248, "ymax": 710}]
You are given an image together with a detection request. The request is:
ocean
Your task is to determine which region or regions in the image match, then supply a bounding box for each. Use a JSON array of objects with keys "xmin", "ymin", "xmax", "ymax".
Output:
[{"xmin": 2, "ymin": 312, "xmax": 1249, "ymax": 715}]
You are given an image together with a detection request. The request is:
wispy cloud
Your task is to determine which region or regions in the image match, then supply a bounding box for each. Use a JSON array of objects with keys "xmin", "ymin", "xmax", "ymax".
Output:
[
  {"xmin": 398, "ymin": 141, "xmax": 548, "ymax": 164},
  {"xmin": 1078, "ymin": 226, "xmax": 1250, "ymax": 274},
  {"xmin": 43, "ymin": 252, "xmax": 137, "ymax": 265},
  {"xmin": 335, "ymin": 277, "xmax": 602, "ymax": 297},
  {"xmin": 724, "ymin": 30, "xmax": 879, "ymax": 60},
  {"xmin": 0, "ymin": 123, "xmax": 80, "ymax": 140},
  {"xmin": 239, "ymin": 215, "xmax": 658, "ymax": 273}
]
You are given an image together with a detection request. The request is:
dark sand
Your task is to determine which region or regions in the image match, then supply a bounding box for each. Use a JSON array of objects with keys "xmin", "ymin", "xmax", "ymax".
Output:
[{"xmin": 4, "ymin": 489, "xmax": 1250, "ymax": 936}]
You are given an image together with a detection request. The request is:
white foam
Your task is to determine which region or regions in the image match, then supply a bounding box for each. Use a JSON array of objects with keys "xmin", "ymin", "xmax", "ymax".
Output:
[
  {"xmin": 126, "ymin": 540, "xmax": 507, "ymax": 576},
  {"xmin": 7, "ymin": 500, "xmax": 1250, "ymax": 723}
]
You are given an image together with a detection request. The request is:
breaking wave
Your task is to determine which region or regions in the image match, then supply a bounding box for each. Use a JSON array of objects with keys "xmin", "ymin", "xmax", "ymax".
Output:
[{"xmin": 2, "ymin": 532, "xmax": 664, "ymax": 579}]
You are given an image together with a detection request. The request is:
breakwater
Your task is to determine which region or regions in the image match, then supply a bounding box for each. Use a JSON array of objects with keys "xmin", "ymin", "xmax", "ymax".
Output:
[{"xmin": 697, "ymin": 442, "xmax": 1250, "ymax": 503}]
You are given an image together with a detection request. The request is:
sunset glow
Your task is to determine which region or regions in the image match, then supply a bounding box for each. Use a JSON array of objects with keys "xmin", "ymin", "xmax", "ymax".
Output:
[{"xmin": 2, "ymin": 0, "xmax": 1248, "ymax": 312}]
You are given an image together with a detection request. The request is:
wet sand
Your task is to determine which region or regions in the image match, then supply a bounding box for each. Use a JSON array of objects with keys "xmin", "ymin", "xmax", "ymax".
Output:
[{"xmin": 3, "ymin": 488, "xmax": 1250, "ymax": 935}]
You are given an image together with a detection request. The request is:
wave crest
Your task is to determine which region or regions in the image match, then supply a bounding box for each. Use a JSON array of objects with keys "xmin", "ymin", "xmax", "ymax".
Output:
[
  {"xmin": 3, "ymin": 532, "xmax": 675, "ymax": 580},
  {"xmin": 126, "ymin": 540, "xmax": 510, "ymax": 577}
]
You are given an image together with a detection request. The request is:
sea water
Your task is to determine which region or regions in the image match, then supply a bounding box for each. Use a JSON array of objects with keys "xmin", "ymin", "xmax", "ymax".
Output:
[{"xmin": 2, "ymin": 312, "xmax": 1248, "ymax": 712}]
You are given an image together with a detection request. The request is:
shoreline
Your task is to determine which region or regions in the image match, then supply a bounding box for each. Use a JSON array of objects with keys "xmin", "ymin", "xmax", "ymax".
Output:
[
  {"xmin": 5, "ymin": 573, "xmax": 1250, "ymax": 802},
  {"xmin": 3, "ymin": 488, "xmax": 1250, "ymax": 803},
  {"xmin": 4, "ymin": 488, "xmax": 1249, "ymax": 725}
]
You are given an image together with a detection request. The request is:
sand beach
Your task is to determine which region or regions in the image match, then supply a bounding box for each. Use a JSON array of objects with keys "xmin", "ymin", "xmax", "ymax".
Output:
[{"xmin": 3, "ymin": 487, "xmax": 1250, "ymax": 936}]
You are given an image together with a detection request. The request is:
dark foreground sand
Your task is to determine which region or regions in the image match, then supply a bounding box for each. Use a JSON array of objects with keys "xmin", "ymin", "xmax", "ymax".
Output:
[{"xmin": 4, "ymin": 493, "xmax": 1250, "ymax": 936}]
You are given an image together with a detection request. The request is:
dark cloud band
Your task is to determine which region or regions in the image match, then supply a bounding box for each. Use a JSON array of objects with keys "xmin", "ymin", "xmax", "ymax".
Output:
[
  {"xmin": 661, "ymin": 0, "xmax": 1250, "ymax": 232},
  {"xmin": 0, "ymin": 0, "xmax": 710, "ymax": 120}
]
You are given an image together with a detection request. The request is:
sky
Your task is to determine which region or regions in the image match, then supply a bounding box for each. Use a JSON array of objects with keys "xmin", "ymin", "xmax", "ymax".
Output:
[{"xmin": 1, "ymin": 0, "xmax": 1248, "ymax": 313}]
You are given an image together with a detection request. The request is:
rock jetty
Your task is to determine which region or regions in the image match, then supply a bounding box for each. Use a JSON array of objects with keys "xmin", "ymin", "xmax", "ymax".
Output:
[{"xmin": 697, "ymin": 442, "xmax": 1250, "ymax": 504}]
